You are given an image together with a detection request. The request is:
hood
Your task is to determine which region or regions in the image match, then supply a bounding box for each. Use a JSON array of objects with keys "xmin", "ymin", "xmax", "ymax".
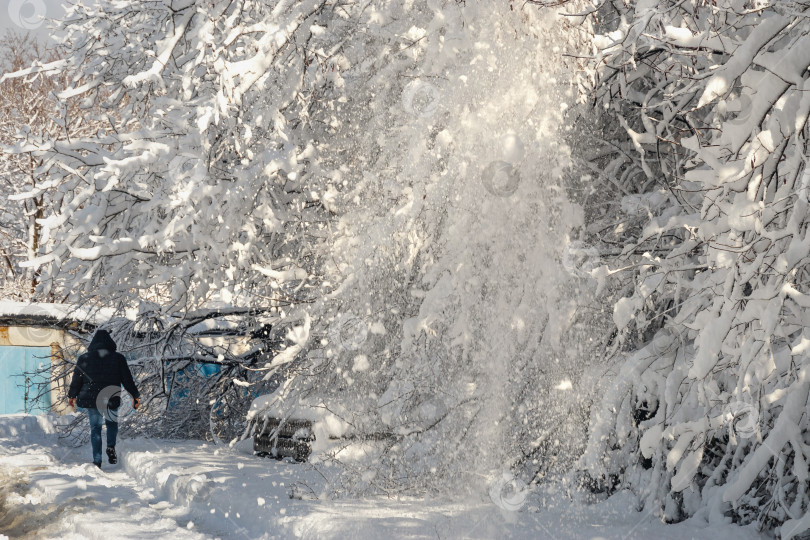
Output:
[{"xmin": 88, "ymin": 329, "xmax": 117, "ymax": 352}]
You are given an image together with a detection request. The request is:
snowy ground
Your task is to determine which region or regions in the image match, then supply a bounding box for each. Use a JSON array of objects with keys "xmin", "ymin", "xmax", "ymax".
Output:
[{"xmin": 0, "ymin": 414, "xmax": 765, "ymax": 539}]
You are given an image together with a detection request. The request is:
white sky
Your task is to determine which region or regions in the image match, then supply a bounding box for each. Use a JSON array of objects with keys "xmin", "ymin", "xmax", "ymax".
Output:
[{"xmin": 1, "ymin": 0, "xmax": 68, "ymax": 44}]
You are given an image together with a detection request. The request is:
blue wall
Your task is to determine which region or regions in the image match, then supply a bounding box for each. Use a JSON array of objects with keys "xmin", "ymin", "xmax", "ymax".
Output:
[
  {"xmin": 166, "ymin": 361, "xmax": 222, "ymax": 408},
  {"xmin": 0, "ymin": 346, "xmax": 52, "ymax": 414}
]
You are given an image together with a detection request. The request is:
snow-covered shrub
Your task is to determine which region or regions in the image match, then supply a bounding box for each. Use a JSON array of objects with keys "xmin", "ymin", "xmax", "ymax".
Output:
[{"xmin": 578, "ymin": 1, "xmax": 810, "ymax": 535}]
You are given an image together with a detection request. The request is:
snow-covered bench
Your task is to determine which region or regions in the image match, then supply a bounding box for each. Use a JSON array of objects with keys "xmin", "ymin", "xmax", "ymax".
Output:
[{"xmin": 253, "ymin": 417, "xmax": 314, "ymax": 462}]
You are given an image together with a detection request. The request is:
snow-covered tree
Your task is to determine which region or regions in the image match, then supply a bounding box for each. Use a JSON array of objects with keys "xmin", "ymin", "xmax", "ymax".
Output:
[
  {"xmin": 0, "ymin": 32, "xmax": 96, "ymax": 301},
  {"xmin": 1, "ymin": 0, "xmax": 365, "ymax": 441},
  {"xmin": 576, "ymin": 1, "xmax": 810, "ymax": 535},
  {"xmin": 245, "ymin": 0, "xmax": 599, "ymax": 497},
  {"xmin": 6, "ymin": 0, "xmax": 343, "ymax": 314},
  {"xmin": 10, "ymin": 0, "xmax": 599, "ymax": 494}
]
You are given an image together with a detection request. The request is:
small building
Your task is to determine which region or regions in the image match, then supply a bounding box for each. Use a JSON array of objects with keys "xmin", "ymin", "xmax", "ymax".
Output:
[{"xmin": 0, "ymin": 301, "xmax": 104, "ymax": 415}]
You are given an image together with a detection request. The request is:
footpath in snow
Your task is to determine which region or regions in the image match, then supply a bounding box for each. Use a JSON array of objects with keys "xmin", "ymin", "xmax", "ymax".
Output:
[{"xmin": 0, "ymin": 414, "xmax": 765, "ymax": 539}]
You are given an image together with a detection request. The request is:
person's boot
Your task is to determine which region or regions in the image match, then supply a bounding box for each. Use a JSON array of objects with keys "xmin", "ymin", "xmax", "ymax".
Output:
[
  {"xmin": 93, "ymin": 462, "xmax": 101, "ymax": 469},
  {"xmin": 106, "ymin": 446, "xmax": 117, "ymax": 465}
]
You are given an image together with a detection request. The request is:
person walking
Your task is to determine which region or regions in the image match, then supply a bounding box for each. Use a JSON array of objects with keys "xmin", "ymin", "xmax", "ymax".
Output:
[{"xmin": 67, "ymin": 329, "xmax": 140, "ymax": 468}]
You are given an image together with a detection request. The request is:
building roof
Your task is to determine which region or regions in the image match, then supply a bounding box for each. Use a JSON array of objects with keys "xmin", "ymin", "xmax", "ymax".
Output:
[
  {"xmin": 0, "ymin": 301, "xmax": 112, "ymax": 331},
  {"xmin": 0, "ymin": 301, "xmax": 276, "ymax": 339}
]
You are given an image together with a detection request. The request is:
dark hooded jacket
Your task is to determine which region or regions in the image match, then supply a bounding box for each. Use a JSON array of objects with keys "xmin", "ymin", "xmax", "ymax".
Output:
[{"xmin": 67, "ymin": 330, "xmax": 140, "ymax": 410}]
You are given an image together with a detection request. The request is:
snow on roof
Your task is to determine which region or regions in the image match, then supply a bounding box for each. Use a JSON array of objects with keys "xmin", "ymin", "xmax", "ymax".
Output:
[
  {"xmin": 0, "ymin": 301, "xmax": 114, "ymax": 328},
  {"xmin": 0, "ymin": 300, "xmax": 275, "ymax": 337}
]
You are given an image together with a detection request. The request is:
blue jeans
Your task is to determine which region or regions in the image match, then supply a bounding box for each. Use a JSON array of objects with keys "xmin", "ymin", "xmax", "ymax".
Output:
[{"xmin": 86, "ymin": 408, "xmax": 118, "ymax": 464}]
